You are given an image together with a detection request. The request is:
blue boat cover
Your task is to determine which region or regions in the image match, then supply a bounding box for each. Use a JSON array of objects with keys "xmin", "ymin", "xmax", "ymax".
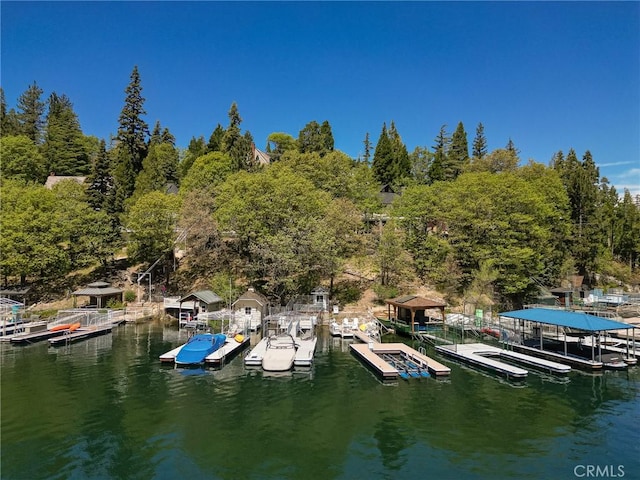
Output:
[
  {"xmin": 499, "ymin": 308, "xmax": 633, "ymax": 332},
  {"xmin": 175, "ymin": 333, "xmax": 226, "ymax": 365}
]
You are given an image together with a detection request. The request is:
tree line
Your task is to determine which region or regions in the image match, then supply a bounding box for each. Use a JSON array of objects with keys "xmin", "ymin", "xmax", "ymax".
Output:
[{"xmin": 1, "ymin": 66, "xmax": 639, "ymax": 309}]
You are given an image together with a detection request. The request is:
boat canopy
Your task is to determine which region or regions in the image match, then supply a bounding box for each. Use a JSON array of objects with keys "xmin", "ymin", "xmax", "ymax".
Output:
[{"xmin": 499, "ymin": 308, "xmax": 633, "ymax": 332}]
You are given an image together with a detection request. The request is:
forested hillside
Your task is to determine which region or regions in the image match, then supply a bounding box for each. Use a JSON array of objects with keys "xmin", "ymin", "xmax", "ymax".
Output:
[{"xmin": 2, "ymin": 67, "xmax": 639, "ymax": 310}]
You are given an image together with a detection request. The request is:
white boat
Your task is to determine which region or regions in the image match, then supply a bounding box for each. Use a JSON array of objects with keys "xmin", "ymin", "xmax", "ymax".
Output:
[{"xmin": 262, "ymin": 334, "xmax": 297, "ymax": 371}]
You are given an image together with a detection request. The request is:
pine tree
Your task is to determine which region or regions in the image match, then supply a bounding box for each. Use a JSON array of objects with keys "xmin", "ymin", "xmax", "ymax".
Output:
[
  {"xmin": 116, "ymin": 66, "xmax": 148, "ymax": 175},
  {"xmin": 449, "ymin": 121, "xmax": 469, "ymax": 178},
  {"xmin": 505, "ymin": 138, "xmax": 520, "ymax": 158},
  {"xmin": 207, "ymin": 123, "xmax": 224, "ymax": 152},
  {"xmin": 320, "ymin": 120, "xmax": 335, "ymax": 154},
  {"xmin": 181, "ymin": 136, "xmax": 206, "ymax": 177},
  {"xmin": 222, "ymin": 102, "xmax": 251, "ymax": 170},
  {"xmin": 472, "ymin": 122, "xmax": 487, "ymax": 159},
  {"xmin": 388, "ymin": 121, "xmax": 410, "ymax": 181},
  {"xmin": 149, "ymin": 121, "xmax": 163, "ymax": 146},
  {"xmin": 16, "ymin": 81, "xmax": 45, "ymax": 144},
  {"xmin": 363, "ymin": 132, "xmax": 371, "ymax": 164},
  {"xmin": 372, "ymin": 123, "xmax": 393, "ymax": 185},
  {"xmin": 428, "ymin": 125, "xmax": 450, "ymax": 182},
  {"xmin": 86, "ymin": 139, "xmax": 114, "ymax": 211},
  {"xmin": 41, "ymin": 93, "xmax": 89, "ymax": 175}
]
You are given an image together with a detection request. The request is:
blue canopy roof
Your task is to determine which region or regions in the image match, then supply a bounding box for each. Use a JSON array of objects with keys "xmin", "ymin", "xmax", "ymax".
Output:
[{"xmin": 499, "ymin": 308, "xmax": 633, "ymax": 332}]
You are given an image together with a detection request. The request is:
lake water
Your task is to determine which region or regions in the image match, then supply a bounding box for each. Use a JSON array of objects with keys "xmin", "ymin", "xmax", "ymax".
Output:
[{"xmin": 1, "ymin": 322, "xmax": 639, "ymax": 480}]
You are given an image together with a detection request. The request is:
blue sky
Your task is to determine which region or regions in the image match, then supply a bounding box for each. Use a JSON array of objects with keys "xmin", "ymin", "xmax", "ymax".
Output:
[{"xmin": 2, "ymin": 1, "xmax": 639, "ymax": 196}]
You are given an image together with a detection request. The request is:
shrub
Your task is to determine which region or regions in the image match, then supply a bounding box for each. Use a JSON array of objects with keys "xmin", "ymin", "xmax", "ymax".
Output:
[
  {"xmin": 124, "ymin": 290, "xmax": 137, "ymax": 303},
  {"xmin": 373, "ymin": 284, "xmax": 399, "ymax": 304}
]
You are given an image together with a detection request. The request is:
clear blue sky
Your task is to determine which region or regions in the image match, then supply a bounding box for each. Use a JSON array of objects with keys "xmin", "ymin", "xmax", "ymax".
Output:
[{"xmin": 2, "ymin": 1, "xmax": 639, "ymax": 196}]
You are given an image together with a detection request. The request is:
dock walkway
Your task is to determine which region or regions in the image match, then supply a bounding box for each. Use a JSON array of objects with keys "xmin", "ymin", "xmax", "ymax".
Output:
[
  {"xmin": 48, "ymin": 326, "xmax": 113, "ymax": 346},
  {"xmin": 294, "ymin": 337, "xmax": 317, "ymax": 367},
  {"xmin": 436, "ymin": 343, "xmax": 529, "ymax": 379}
]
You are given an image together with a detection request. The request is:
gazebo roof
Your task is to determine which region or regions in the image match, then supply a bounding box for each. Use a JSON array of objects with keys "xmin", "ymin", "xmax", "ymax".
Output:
[
  {"xmin": 72, "ymin": 285, "xmax": 123, "ymax": 296},
  {"xmin": 233, "ymin": 289, "xmax": 268, "ymax": 307},
  {"xmin": 386, "ymin": 295, "xmax": 446, "ymax": 309}
]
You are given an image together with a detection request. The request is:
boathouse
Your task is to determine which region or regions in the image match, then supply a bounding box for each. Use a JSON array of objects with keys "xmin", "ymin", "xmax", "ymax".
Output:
[
  {"xmin": 72, "ymin": 281, "xmax": 123, "ymax": 308},
  {"xmin": 178, "ymin": 290, "xmax": 224, "ymax": 316},
  {"xmin": 385, "ymin": 295, "xmax": 447, "ymax": 335},
  {"xmin": 499, "ymin": 308, "xmax": 636, "ymax": 370}
]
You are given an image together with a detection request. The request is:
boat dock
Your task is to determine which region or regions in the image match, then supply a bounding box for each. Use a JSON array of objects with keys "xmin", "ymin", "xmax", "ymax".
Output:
[
  {"xmin": 205, "ymin": 336, "xmax": 250, "ymax": 367},
  {"xmin": 10, "ymin": 328, "xmax": 68, "ymax": 345},
  {"xmin": 509, "ymin": 343, "xmax": 604, "ymax": 371},
  {"xmin": 436, "ymin": 344, "xmax": 529, "ymax": 379},
  {"xmin": 294, "ymin": 337, "xmax": 318, "ymax": 367},
  {"xmin": 437, "ymin": 343, "xmax": 571, "ymax": 376},
  {"xmin": 350, "ymin": 341, "xmax": 451, "ymax": 380},
  {"xmin": 244, "ymin": 337, "xmax": 268, "ymax": 366},
  {"xmin": 159, "ymin": 336, "xmax": 251, "ymax": 366},
  {"xmin": 48, "ymin": 326, "xmax": 114, "ymax": 346}
]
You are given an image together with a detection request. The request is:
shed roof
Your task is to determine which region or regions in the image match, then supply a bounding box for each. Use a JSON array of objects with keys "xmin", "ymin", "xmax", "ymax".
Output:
[
  {"xmin": 72, "ymin": 286, "xmax": 123, "ymax": 297},
  {"xmin": 386, "ymin": 295, "xmax": 446, "ymax": 309},
  {"xmin": 233, "ymin": 289, "xmax": 268, "ymax": 306},
  {"xmin": 499, "ymin": 308, "xmax": 633, "ymax": 332},
  {"xmin": 180, "ymin": 290, "xmax": 223, "ymax": 305}
]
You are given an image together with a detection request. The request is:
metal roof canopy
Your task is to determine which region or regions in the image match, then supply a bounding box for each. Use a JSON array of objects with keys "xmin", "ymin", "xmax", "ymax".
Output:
[{"xmin": 499, "ymin": 308, "xmax": 633, "ymax": 332}]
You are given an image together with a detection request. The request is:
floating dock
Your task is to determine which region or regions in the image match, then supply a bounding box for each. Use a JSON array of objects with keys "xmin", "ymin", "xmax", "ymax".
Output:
[
  {"xmin": 159, "ymin": 336, "xmax": 250, "ymax": 366},
  {"xmin": 436, "ymin": 344, "xmax": 529, "ymax": 379},
  {"xmin": 48, "ymin": 326, "xmax": 113, "ymax": 346},
  {"xmin": 436, "ymin": 343, "xmax": 570, "ymax": 376},
  {"xmin": 244, "ymin": 337, "xmax": 269, "ymax": 366},
  {"xmin": 350, "ymin": 341, "xmax": 451, "ymax": 379},
  {"xmin": 508, "ymin": 343, "xmax": 604, "ymax": 371},
  {"xmin": 294, "ymin": 337, "xmax": 318, "ymax": 367}
]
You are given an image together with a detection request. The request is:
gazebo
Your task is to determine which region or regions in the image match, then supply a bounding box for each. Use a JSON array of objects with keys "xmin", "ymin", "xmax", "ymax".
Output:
[
  {"xmin": 72, "ymin": 281, "xmax": 123, "ymax": 308},
  {"xmin": 386, "ymin": 295, "xmax": 447, "ymax": 335}
]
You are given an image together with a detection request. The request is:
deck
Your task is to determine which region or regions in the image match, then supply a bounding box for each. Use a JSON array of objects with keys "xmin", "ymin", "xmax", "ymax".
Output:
[
  {"xmin": 205, "ymin": 336, "xmax": 250, "ymax": 366},
  {"xmin": 436, "ymin": 344, "xmax": 529, "ymax": 379},
  {"xmin": 244, "ymin": 337, "xmax": 269, "ymax": 366},
  {"xmin": 508, "ymin": 343, "xmax": 604, "ymax": 370}
]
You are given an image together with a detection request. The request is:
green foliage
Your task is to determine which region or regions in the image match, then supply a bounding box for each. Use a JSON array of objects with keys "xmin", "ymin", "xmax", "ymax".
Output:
[
  {"xmin": 116, "ymin": 66, "xmax": 149, "ymax": 175},
  {"xmin": 86, "ymin": 139, "xmax": 114, "ymax": 212},
  {"xmin": 41, "ymin": 93, "xmax": 90, "ymax": 176},
  {"xmin": 372, "ymin": 284, "xmax": 399, "ymax": 304},
  {"xmin": 221, "ymin": 102, "xmax": 254, "ymax": 171},
  {"xmin": 0, "ymin": 135, "xmax": 47, "ymax": 183},
  {"xmin": 16, "ymin": 81, "xmax": 45, "ymax": 144},
  {"xmin": 298, "ymin": 120, "xmax": 334, "ymax": 156},
  {"xmin": 124, "ymin": 191, "xmax": 179, "ymax": 263},
  {"xmin": 266, "ymin": 132, "xmax": 298, "ymax": 162},
  {"xmin": 371, "ymin": 122, "xmax": 410, "ymax": 186},
  {"xmin": 472, "ymin": 122, "xmax": 488, "ymax": 159},
  {"xmin": 464, "ymin": 148, "xmax": 519, "ymax": 174},
  {"xmin": 179, "ymin": 151, "xmax": 234, "ymax": 194},
  {"xmin": 449, "ymin": 121, "xmax": 469, "ymax": 177},
  {"xmin": 332, "ymin": 280, "xmax": 363, "ymax": 305},
  {"xmin": 124, "ymin": 290, "xmax": 137, "ymax": 303},
  {"xmin": 207, "ymin": 124, "xmax": 225, "ymax": 153},
  {"xmin": 132, "ymin": 142, "xmax": 179, "ymax": 200}
]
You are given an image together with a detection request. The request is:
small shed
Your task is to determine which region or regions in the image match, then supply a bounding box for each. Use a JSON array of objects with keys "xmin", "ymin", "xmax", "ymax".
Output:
[
  {"xmin": 179, "ymin": 290, "xmax": 224, "ymax": 316},
  {"xmin": 386, "ymin": 295, "xmax": 447, "ymax": 334},
  {"xmin": 311, "ymin": 286, "xmax": 329, "ymax": 311},
  {"xmin": 72, "ymin": 281, "xmax": 123, "ymax": 308},
  {"xmin": 232, "ymin": 287, "xmax": 269, "ymax": 331}
]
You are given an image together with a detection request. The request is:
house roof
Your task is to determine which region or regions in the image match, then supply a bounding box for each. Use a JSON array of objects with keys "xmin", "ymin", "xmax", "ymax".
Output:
[
  {"xmin": 386, "ymin": 295, "xmax": 446, "ymax": 309},
  {"xmin": 311, "ymin": 286, "xmax": 329, "ymax": 294},
  {"xmin": 499, "ymin": 308, "xmax": 633, "ymax": 332},
  {"xmin": 233, "ymin": 289, "xmax": 268, "ymax": 307},
  {"xmin": 180, "ymin": 290, "xmax": 223, "ymax": 305},
  {"xmin": 45, "ymin": 175, "xmax": 86, "ymax": 189},
  {"xmin": 253, "ymin": 147, "xmax": 271, "ymax": 166}
]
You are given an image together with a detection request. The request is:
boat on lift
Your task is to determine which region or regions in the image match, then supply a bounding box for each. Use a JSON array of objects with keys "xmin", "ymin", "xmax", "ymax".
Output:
[{"xmin": 175, "ymin": 333, "xmax": 226, "ymax": 366}]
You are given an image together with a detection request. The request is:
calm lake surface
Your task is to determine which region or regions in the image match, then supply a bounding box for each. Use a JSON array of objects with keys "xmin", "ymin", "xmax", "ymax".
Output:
[{"xmin": 2, "ymin": 322, "xmax": 639, "ymax": 480}]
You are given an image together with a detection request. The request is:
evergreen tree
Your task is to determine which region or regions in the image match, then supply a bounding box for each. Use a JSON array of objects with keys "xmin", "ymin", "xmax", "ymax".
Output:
[
  {"xmin": 149, "ymin": 121, "xmax": 163, "ymax": 146},
  {"xmin": 207, "ymin": 123, "xmax": 224, "ymax": 152},
  {"xmin": 428, "ymin": 125, "xmax": 450, "ymax": 182},
  {"xmin": 472, "ymin": 122, "xmax": 487, "ymax": 159},
  {"xmin": 86, "ymin": 139, "xmax": 114, "ymax": 211},
  {"xmin": 181, "ymin": 136, "xmax": 206, "ymax": 177},
  {"xmin": 363, "ymin": 132, "xmax": 371, "ymax": 164},
  {"xmin": 222, "ymin": 102, "xmax": 253, "ymax": 171},
  {"xmin": 41, "ymin": 92, "xmax": 89, "ymax": 176},
  {"xmin": 320, "ymin": 120, "xmax": 335, "ymax": 154},
  {"xmin": 116, "ymin": 66, "xmax": 149, "ymax": 175},
  {"xmin": 133, "ymin": 143, "xmax": 179, "ymax": 199},
  {"xmin": 371, "ymin": 123, "xmax": 393, "ymax": 185},
  {"xmin": 449, "ymin": 121, "xmax": 469, "ymax": 178},
  {"xmin": 161, "ymin": 127, "xmax": 175, "ymax": 146},
  {"xmin": 16, "ymin": 81, "xmax": 45, "ymax": 144},
  {"xmin": 505, "ymin": 138, "xmax": 520, "ymax": 158},
  {"xmin": 388, "ymin": 121, "xmax": 411, "ymax": 181}
]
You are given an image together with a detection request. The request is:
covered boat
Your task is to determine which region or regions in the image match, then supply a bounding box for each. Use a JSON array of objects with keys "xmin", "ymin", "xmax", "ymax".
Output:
[{"xmin": 175, "ymin": 333, "xmax": 226, "ymax": 366}]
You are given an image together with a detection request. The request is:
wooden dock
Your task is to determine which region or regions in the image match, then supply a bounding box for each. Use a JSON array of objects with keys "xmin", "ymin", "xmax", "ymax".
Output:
[
  {"xmin": 436, "ymin": 343, "xmax": 529, "ymax": 379},
  {"xmin": 508, "ymin": 343, "xmax": 604, "ymax": 371},
  {"xmin": 350, "ymin": 340, "xmax": 451, "ymax": 379}
]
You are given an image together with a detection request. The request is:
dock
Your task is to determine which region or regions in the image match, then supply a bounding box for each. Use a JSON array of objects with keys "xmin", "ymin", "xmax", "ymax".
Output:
[
  {"xmin": 436, "ymin": 344, "xmax": 529, "ymax": 379},
  {"xmin": 244, "ymin": 337, "xmax": 269, "ymax": 366},
  {"xmin": 10, "ymin": 328, "xmax": 68, "ymax": 345},
  {"xmin": 509, "ymin": 343, "xmax": 604, "ymax": 371},
  {"xmin": 350, "ymin": 341, "xmax": 451, "ymax": 379},
  {"xmin": 294, "ymin": 337, "xmax": 318, "ymax": 367},
  {"xmin": 205, "ymin": 336, "xmax": 250, "ymax": 366},
  {"xmin": 48, "ymin": 326, "xmax": 113, "ymax": 346}
]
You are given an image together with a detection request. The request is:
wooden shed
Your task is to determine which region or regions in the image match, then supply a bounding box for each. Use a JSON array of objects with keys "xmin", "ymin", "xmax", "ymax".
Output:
[{"xmin": 72, "ymin": 281, "xmax": 123, "ymax": 308}]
